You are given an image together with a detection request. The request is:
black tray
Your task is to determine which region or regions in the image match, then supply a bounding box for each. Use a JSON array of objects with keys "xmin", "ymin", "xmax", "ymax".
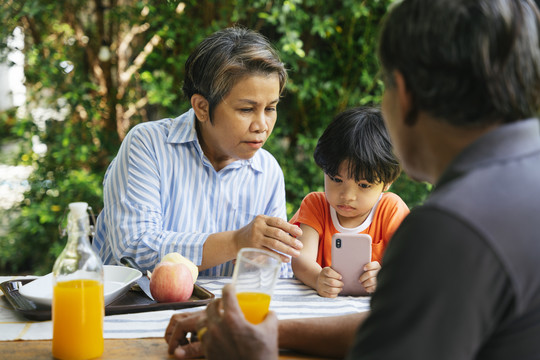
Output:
[{"xmin": 0, "ymin": 278, "xmax": 214, "ymax": 321}]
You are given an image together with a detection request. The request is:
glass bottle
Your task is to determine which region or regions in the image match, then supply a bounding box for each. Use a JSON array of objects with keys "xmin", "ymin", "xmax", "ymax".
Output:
[{"xmin": 52, "ymin": 202, "xmax": 104, "ymax": 360}]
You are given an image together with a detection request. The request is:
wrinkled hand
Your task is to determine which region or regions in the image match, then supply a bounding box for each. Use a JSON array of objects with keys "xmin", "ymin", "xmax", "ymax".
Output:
[
  {"xmin": 202, "ymin": 284, "xmax": 279, "ymax": 360},
  {"xmin": 235, "ymin": 215, "xmax": 303, "ymax": 262},
  {"xmin": 358, "ymin": 261, "xmax": 381, "ymax": 294},
  {"xmin": 316, "ymin": 266, "xmax": 344, "ymax": 298},
  {"xmin": 165, "ymin": 310, "xmax": 206, "ymax": 359}
]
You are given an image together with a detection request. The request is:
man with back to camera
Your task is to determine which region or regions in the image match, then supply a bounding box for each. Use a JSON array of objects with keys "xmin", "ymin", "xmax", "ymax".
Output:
[{"xmin": 165, "ymin": 1, "xmax": 540, "ymax": 359}]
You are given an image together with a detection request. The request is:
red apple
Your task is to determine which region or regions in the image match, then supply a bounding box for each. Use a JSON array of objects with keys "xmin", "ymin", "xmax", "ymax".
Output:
[
  {"xmin": 149, "ymin": 262, "xmax": 194, "ymax": 302},
  {"xmin": 161, "ymin": 252, "xmax": 199, "ymax": 283}
]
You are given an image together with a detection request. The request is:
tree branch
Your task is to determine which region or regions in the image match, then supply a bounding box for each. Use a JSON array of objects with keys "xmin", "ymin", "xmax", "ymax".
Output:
[
  {"xmin": 116, "ymin": 22, "xmax": 150, "ymax": 75},
  {"xmin": 117, "ymin": 31, "xmax": 161, "ymax": 99},
  {"xmin": 63, "ymin": 9, "xmax": 108, "ymax": 96},
  {"xmin": 115, "ymin": 97, "xmax": 148, "ymax": 139}
]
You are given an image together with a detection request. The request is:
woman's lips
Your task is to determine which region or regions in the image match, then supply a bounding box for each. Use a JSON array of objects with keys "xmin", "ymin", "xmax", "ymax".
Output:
[{"xmin": 245, "ymin": 141, "xmax": 264, "ymax": 149}]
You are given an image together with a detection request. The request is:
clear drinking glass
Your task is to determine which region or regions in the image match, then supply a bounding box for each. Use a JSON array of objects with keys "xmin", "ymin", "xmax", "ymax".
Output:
[{"xmin": 231, "ymin": 248, "xmax": 281, "ymax": 324}]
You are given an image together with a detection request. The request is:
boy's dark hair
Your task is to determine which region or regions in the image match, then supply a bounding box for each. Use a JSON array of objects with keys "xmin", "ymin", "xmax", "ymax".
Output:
[{"xmin": 314, "ymin": 107, "xmax": 401, "ymax": 185}]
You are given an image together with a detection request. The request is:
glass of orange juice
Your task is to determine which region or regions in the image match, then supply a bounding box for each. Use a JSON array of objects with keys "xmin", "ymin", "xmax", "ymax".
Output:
[{"xmin": 232, "ymin": 248, "xmax": 281, "ymax": 324}]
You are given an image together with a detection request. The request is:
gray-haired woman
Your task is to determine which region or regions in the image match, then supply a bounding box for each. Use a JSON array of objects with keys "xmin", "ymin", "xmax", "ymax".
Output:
[{"xmin": 93, "ymin": 27, "xmax": 303, "ymax": 277}]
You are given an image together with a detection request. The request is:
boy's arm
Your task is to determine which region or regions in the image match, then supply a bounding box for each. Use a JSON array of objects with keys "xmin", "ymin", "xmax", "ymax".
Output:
[{"xmin": 291, "ymin": 224, "xmax": 323, "ymax": 289}]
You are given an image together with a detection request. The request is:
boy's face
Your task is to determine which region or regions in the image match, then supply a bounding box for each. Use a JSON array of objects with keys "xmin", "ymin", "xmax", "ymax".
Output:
[{"xmin": 324, "ymin": 161, "xmax": 389, "ymax": 228}]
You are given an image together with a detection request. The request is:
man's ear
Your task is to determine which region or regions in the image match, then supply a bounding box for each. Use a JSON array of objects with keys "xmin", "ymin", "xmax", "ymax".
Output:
[
  {"xmin": 191, "ymin": 94, "xmax": 210, "ymax": 123},
  {"xmin": 393, "ymin": 70, "xmax": 417, "ymax": 126}
]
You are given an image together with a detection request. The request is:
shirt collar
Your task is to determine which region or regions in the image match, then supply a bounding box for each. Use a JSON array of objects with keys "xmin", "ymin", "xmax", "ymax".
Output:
[
  {"xmin": 167, "ymin": 108, "xmax": 198, "ymax": 145},
  {"xmin": 436, "ymin": 118, "xmax": 540, "ymax": 188}
]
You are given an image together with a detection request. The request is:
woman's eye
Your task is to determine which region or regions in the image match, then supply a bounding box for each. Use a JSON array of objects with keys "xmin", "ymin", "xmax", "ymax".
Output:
[
  {"xmin": 240, "ymin": 108, "xmax": 253, "ymax": 113},
  {"xmin": 265, "ymin": 107, "xmax": 277, "ymax": 112}
]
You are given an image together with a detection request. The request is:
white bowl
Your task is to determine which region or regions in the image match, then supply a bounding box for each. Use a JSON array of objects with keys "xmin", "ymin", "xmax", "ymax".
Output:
[{"xmin": 19, "ymin": 265, "xmax": 142, "ymax": 307}]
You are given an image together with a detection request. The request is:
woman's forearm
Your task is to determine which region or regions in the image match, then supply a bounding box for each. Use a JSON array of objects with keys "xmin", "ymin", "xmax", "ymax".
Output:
[{"xmin": 199, "ymin": 230, "xmax": 238, "ymax": 271}]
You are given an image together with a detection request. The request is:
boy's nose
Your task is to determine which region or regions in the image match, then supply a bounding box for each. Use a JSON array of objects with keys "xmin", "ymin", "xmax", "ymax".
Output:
[{"xmin": 340, "ymin": 186, "xmax": 357, "ymax": 201}]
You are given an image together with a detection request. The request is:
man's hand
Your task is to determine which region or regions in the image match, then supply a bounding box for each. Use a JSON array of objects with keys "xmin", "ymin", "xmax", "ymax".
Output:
[
  {"xmin": 316, "ymin": 267, "xmax": 344, "ymax": 298},
  {"xmin": 165, "ymin": 310, "xmax": 206, "ymax": 359},
  {"xmin": 235, "ymin": 215, "xmax": 303, "ymax": 262},
  {"xmin": 165, "ymin": 284, "xmax": 279, "ymax": 360},
  {"xmin": 202, "ymin": 284, "xmax": 279, "ymax": 360}
]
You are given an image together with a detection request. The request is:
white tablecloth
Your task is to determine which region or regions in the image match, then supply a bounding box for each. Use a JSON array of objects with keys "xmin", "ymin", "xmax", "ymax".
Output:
[{"xmin": 0, "ymin": 276, "xmax": 370, "ymax": 341}]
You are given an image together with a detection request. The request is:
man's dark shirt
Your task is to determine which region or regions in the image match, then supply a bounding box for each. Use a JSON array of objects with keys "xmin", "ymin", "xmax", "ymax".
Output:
[{"xmin": 347, "ymin": 119, "xmax": 540, "ymax": 359}]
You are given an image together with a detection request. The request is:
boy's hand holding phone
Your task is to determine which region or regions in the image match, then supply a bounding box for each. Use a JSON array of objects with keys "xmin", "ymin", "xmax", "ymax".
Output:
[
  {"xmin": 316, "ymin": 267, "xmax": 344, "ymax": 298},
  {"xmin": 358, "ymin": 261, "xmax": 381, "ymax": 294},
  {"xmin": 331, "ymin": 233, "xmax": 372, "ymax": 296}
]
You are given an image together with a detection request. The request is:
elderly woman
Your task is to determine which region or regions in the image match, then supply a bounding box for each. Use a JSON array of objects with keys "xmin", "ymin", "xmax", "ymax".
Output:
[{"xmin": 93, "ymin": 27, "xmax": 302, "ymax": 276}]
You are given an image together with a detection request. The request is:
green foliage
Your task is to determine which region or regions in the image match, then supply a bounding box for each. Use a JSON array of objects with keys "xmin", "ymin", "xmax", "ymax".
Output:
[
  {"xmin": 0, "ymin": 168, "xmax": 103, "ymax": 275},
  {"xmin": 1, "ymin": 112, "xmax": 104, "ymax": 274},
  {"xmin": 0, "ymin": 0, "xmax": 430, "ymax": 275},
  {"xmin": 391, "ymin": 174, "xmax": 432, "ymax": 208}
]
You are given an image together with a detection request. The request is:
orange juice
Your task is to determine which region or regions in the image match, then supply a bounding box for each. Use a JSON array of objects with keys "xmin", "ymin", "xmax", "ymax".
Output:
[
  {"xmin": 236, "ymin": 292, "xmax": 271, "ymax": 324},
  {"xmin": 52, "ymin": 279, "xmax": 104, "ymax": 360}
]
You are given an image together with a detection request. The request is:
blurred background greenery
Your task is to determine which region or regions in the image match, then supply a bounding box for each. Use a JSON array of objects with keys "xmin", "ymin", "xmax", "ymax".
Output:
[{"xmin": 0, "ymin": 0, "xmax": 431, "ymax": 275}]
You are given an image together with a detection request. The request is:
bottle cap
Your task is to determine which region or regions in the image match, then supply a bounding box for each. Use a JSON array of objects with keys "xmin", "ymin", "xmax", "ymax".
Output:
[{"xmin": 69, "ymin": 202, "xmax": 88, "ymax": 218}]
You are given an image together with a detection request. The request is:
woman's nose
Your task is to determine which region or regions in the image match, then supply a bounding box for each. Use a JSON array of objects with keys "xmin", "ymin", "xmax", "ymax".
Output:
[{"xmin": 251, "ymin": 111, "xmax": 268, "ymax": 133}]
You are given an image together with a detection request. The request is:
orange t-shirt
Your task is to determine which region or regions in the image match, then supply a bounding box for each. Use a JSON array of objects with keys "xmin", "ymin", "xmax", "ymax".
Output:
[{"xmin": 289, "ymin": 192, "xmax": 410, "ymax": 267}]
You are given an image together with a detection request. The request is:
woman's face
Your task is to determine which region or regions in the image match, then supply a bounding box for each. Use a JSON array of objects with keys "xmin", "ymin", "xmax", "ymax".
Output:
[{"xmin": 197, "ymin": 73, "xmax": 280, "ymax": 171}]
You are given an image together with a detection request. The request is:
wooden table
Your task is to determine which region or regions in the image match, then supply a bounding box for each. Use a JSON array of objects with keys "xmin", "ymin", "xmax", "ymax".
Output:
[
  {"xmin": 1, "ymin": 277, "xmax": 366, "ymax": 359},
  {"xmin": 0, "ymin": 338, "xmax": 332, "ymax": 359}
]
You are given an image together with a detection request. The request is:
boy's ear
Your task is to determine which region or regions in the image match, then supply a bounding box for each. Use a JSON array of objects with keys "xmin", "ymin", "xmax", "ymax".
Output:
[
  {"xmin": 191, "ymin": 94, "xmax": 210, "ymax": 123},
  {"xmin": 383, "ymin": 182, "xmax": 393, "ymax": 192}
]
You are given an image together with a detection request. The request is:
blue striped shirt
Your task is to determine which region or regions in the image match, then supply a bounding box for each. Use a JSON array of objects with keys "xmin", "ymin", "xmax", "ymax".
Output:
[{"xmin": 93, "ymin": 109, "xmax": 292, "ymax": 277}]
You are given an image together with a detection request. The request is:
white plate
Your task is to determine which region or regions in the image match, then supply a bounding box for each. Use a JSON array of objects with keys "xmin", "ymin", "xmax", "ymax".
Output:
[{"xmin": 19, "ymin": 265, "xmax": 142, "ymax": 307}]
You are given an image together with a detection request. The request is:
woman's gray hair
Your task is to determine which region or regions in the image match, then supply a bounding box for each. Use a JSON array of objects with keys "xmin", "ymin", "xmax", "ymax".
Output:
[
  {"xmin": 378, "ymin": 0, "xmax": 540, "ymax": 126},
  {"xmin": 183, "ymin": 26, "xmax": 287, "ymax": 122}
]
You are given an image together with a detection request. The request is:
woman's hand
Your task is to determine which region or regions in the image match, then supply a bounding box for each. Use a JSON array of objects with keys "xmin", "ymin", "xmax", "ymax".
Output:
[
  {"xmin": 316, "ymin": 266, "xmax": 344, "ymax": 298},
  {"xmin": 358, "ymin": 261, "xmax": 381, "ymax": 294},
  {"xmin": 235, "ymin": 215, "xmax": 303, "ymax": 262}
]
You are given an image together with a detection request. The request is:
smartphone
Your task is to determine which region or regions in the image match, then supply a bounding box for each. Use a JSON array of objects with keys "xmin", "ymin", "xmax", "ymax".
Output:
[{"xmin": 331, "ymin": 233, "xmax": 372, "ymax": 296}]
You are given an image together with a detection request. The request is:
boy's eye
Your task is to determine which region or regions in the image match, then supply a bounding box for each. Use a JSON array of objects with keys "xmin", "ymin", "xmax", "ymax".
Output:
[
  {"xmin": 358, "ymin": 183, "xmax": 371, "ymax": 189},
  {"xmin": 329, "ymin": 175, "xmax": 342, "ymax": 183}
]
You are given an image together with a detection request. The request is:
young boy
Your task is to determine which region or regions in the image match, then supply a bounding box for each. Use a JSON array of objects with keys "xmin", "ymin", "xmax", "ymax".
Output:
[{"xmin": 291, "ymin": 107, "xmax": 409, "ymax": 297}]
